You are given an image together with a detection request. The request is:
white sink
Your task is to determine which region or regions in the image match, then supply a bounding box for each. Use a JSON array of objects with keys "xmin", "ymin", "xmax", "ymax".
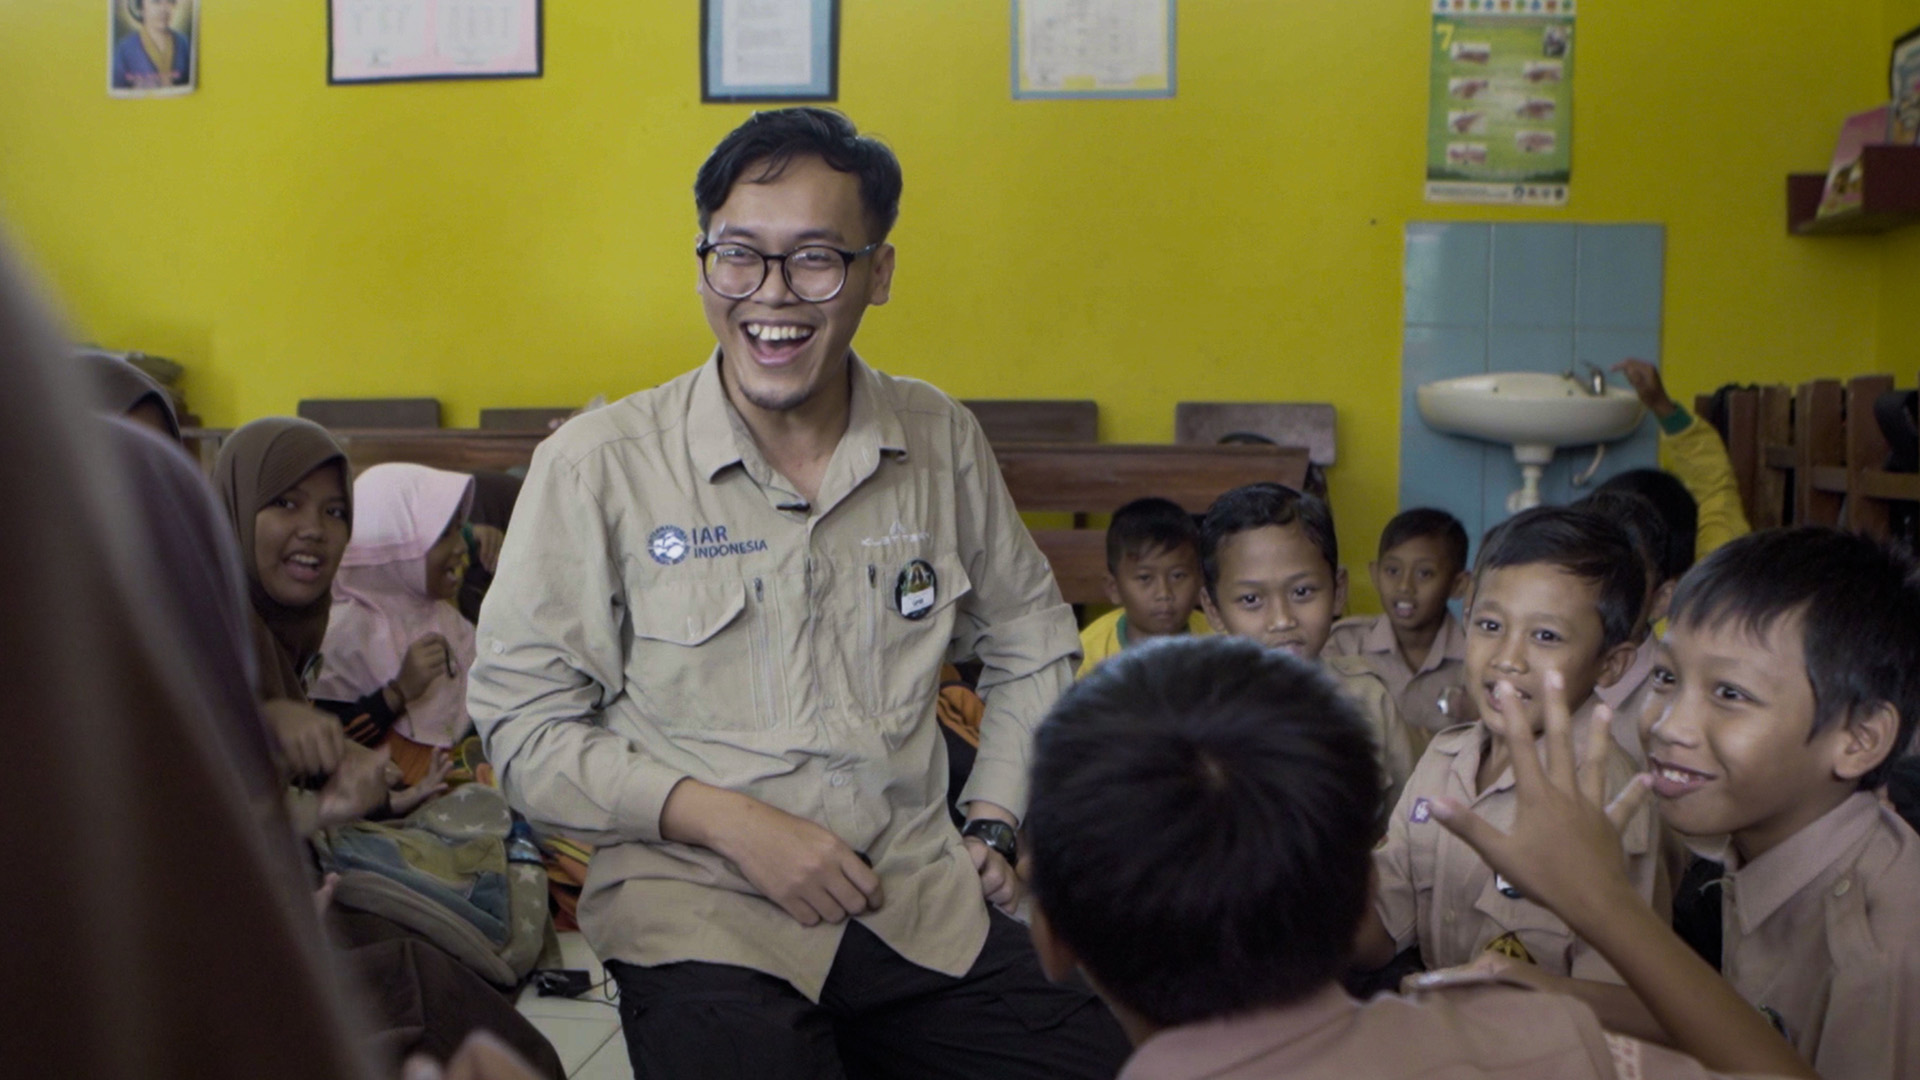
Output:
[{"xmin": 1417, "ymin": 372, "xmax": 1645, "ymax": 510}]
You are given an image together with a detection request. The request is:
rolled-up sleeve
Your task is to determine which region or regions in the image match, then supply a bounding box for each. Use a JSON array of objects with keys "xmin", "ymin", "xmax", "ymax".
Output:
[
  {"xmin": 467, "ymin": 444, "xmax": 686, "ymax": 843},
  {"xmin": 946, "ymin": 412, "xmax": 1079, "ymax": 823}
]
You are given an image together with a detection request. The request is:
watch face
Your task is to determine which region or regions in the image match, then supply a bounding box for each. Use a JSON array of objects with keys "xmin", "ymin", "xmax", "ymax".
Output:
[{"xmin": 965, "ymin": 820, "xmax": 1017, "ymax": 860}]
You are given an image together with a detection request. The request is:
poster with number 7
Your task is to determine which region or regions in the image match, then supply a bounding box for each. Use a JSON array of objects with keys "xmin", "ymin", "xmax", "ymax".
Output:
[{"xmin": 329, "ymin": 0, "xmax": 542, "ymax": 84}]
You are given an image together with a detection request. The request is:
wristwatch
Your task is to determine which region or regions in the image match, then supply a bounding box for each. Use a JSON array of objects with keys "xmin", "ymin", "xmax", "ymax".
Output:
[{"xmin": 962, "ymin": 818, "xmax": 1019, "ymax": 864}]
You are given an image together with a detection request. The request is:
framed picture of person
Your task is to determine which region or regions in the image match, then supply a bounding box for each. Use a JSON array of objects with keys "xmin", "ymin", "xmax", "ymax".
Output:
[{"xmin": 109, "ymin": 0, "xmax": 199, "ymax": 98}]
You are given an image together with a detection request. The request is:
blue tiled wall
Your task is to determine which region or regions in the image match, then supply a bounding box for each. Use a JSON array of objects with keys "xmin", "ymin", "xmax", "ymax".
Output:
[{"xmin": 1400, "ymin": 223, "xmax": 1665, "ymax": 556}]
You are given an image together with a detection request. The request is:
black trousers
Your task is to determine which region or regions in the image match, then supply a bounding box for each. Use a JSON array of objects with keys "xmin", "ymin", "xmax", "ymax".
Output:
[{"xmin": 609, "ymin": 911, "xmax": 1132, "ymax": 1080}]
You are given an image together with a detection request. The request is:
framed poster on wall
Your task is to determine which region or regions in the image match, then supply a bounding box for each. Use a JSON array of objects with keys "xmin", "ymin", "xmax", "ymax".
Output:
[
  {"xmin": 1012, "ymin": 0, "xmax": 1175, "ymax": 100},
  {"xmin": 1425, "ymin": 0, "xmax": 1575, "ymax": 206},
  {"xmin": 110, "ymin": 0, "xmax": 199, "ymax": 98},
  {"xmin": 329, "ymin": 0, "xmax": 543, "ymax": 85},
  {"xmin": 702, "ymin": 0, "xmax": 840, "ymax": 104}
]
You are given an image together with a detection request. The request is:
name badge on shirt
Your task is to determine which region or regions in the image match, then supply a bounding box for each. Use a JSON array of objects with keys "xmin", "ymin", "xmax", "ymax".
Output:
[{"xmin": 896, "ymin": 559, "xmax": 937, "ymax": 620}]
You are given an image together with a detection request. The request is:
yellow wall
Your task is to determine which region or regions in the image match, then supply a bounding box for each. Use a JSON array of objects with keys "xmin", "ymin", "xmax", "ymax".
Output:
[
  {"xmin": 1886, "ymin": 0, "xmax": 1920, "ymax": 379},
  {"xmin": 0, "ymin": 1, "xmax": 1895, "ymax": 587}
]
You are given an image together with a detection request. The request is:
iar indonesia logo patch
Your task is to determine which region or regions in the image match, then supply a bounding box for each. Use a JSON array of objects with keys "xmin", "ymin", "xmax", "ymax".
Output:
[{"xmin": 649, "ymin": 524, "xmax": 768, "ymax": 565}]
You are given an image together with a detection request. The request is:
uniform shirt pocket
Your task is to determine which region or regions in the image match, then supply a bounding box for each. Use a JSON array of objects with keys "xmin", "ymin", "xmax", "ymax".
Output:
[
  {"xmin": 1470, "ymin": 875, "xmax": 1577, "ymax": 975},
  {"xmin": 624, "ymin": 577, "xmax": 766, "ymax": 732},
  {"xmin": 858, "ymin": 552, "xmax": 973, "ymax": 721}
]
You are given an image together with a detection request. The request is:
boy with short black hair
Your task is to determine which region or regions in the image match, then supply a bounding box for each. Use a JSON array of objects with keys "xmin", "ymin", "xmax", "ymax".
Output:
[
  {"xmin": 1353, "ymin": 505, "xmax": 1667, "ymax": 983},
  {"xmin": 1078, "ymin": 497, "xmax": 1208, "ymax": 677},
  {"xmin": 1025, "ymin": 637, "xmax": 1811, "ymax": 1080},
  {"xmin": 1199, "ymin": 483, "xmax": 1414, "ymax": 804},
  {"xmin": 1328, "ymin": 507, "xmax": 1471, "ymax": 738}
]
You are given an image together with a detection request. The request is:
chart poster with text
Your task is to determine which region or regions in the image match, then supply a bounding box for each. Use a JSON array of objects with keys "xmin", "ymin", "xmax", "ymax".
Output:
[{"xmin": 1426, "ymin": 0, "xmax": 1574, "ymax": 206}]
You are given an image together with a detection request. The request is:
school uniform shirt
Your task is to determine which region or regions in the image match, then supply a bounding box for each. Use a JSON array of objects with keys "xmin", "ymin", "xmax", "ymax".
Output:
[
  {"xmin": 1719, "ymin": 791, "xmax": 1920, "ymax": 1080},
  {"xmin": 1075, "ymin": 607, "xmax": 1211, "ymax": 678},
  {"xmin": 1116, "ymin": 978, "xmax": 1782, "ymax": 1080},
  {"xmin": 1600, "ymin": 635, "xmax": 1660, "ymax": 767},
  {"xmin": 1326, "ymin": 612, "xmax": 1469, "ymax": 737},
  {"xmin": 1325, "ymin": 653, "xmax": 1417, "ymax": 812},
  {"xmin": 467, "ymin": 353, "xmax": 1079, "ymax": 1002},
  {"xmin": 1372, "ymin": 703, "xmax": 1667, "ymax": 981}
]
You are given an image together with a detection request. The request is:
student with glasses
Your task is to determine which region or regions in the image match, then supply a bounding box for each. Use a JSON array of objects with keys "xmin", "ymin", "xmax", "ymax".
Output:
[{"xmin": 469, "ymin": 107, "xmax": 1129, "ymax": 1079}]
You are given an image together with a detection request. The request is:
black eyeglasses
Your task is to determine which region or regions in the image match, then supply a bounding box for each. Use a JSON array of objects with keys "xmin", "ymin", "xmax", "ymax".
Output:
[{"xmin": 696, "ymin": 240, "xmax": 882, "ymax": 302}]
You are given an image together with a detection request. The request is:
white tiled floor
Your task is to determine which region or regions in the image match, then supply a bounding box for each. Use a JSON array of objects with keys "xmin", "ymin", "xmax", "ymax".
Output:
[{"xmin": 516, "ymin": 931, "xmax": 627, "ymax": 1078}]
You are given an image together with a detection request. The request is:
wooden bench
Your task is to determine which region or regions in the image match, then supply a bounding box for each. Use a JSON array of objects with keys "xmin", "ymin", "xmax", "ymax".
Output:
[
  {"xmin": 960, "ymin": 400, "xmax": 1098, "ymax": 444},
  {"xmin": 1173, "ymin": 402, "xmax": 1336, "ymax": 466},
  {"xmin": 479, "ymin": 407, "xmax": 576, "ymax": 432},
  {"xmin": 183, "ymin": 428, "xmax": 1307, "ymax": 604},
  {"xmin": 297, "ymin": 398, "xmax": 441, "ymax": 429},
  {"xmin": 994, "ymin": 443, "xmax": 1310, "ymax": 604},
  {"xmin": 1715, "ymin": 375, "xmax": 1919, "ymax": 539}
]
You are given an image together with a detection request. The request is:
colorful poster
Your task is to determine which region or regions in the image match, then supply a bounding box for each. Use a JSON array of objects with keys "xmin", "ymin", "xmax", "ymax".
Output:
[
  {"xmin": 109, "ymin": 0, "xmax": 199, "ymax": 98},
  {"xmin": 1426, "ymin": 0, "xmax": 1574, "ymax": 206},
  {"xmin": 1013, "ymin": 0, "xmax": 1175, "ymax": 100},
  {"xmin": 329, "ymin": 0, "xmax": 542, "ymax": 84}
]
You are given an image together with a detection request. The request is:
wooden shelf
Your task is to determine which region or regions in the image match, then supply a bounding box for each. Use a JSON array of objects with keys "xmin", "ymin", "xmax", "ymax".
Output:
[{"xmin": 1787, "ymin": 145, "xmax": 1920, "ymax": 235}]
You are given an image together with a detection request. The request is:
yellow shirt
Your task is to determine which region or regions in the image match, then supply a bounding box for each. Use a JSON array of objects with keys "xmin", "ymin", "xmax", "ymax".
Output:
[
  {"xmin": 1658, "ymin": 410, "xmax": 1751, "ymax": 561},
  {"xmin": 468, "ymin": 354, "xmax": 1078, "ymax": 1001},
  {"xmin": 1076, "ymin": 607, "xmax": 1211, "ymax": 678}
]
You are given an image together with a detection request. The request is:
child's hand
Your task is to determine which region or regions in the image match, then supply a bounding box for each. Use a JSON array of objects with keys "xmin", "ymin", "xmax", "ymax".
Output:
[
  {"xmin": 396, "ymin": 633, "xmax": 453, "ymax": 701},
  {"xmin": 1403, "ymin": 951, "xmax": 1548, "ymax": 995},
  {"xmin": 1429, "ymin": 670, "xmax": 1652, "ymax": 927},
  {"xmin": 388, "ymin": 749, "xmax": 455, "ymax": 816},
  {"xmin": 261, "ymin": 699, "xmax": 346, "ymax": 778},
  {"xmin": 313, "ymin": 871, "xmax": 340, "ymax": 919},
  {"xmin": 1611, "ymin": 358, "xmax": 1677, "ymax": 419},
  {"xmin": 469, "ymin": 524, "xmax": 506, "ymax": 573},
  {"xmin": 316, "ymin": 741, "xmax": 397, "ymax": 829}
]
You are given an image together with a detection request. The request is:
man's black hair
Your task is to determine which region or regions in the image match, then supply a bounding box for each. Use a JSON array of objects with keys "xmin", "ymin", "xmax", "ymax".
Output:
[
  {"xmin": 694, "ymin": 108, "xmax": 903, "ymax": 242},
  {"xmin": 1473, "ymin": 506, "xmax": 1645, "ymax": 651},
  {"xmin": 1106, "ymin": 497, "xmax": 1201, "ymax": 573},
  {"xmin": 1594, "ymin": 469, "xmax": 1697, "ymax": 582},
  {"xmin": 1668, "ymin": 527, "xmax": 1920, "ymax": 790},
  {"xmin": 1026, "ymin": 636, "xmax": 1383, "ymax": 1028},
  {"xmin": 1576, "ymin": 489, "xmax": 1672, "ymax": 601},
  {"xmin": 1378, "ymin": 507, "xmax": 1468, "ymax": 574},
  {"xmin": 1200, "ymin": 483, "xmax": 1338, "ymax": 595}
]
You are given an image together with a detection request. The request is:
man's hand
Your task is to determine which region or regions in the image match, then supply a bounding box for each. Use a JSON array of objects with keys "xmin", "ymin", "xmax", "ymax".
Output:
[
  {"xmin": 1429, "ymin": 670, "xmax": 1650, "ymax": 923},
  {"xmin": 469, "ymin": 524, "xmax": 506, "ymax": 573},
  {"xmin": 388, "ymin": 748, "xmax": 455, "ymax": 816},
  {"xmin": 261, "ymin": 699, "xmax": 346, "ymax": 779},
  {"xmin": 1612, "ymin": 358, "xmax": 1678, "ymax": 420},
  {"xmin": 662, "ymin": 780, "xmax": 885, "ymax": 927},
  {"xmin": 403, "ymin": 1031, "xmax": 544, "ymax": 1080},
  {"xmin": 396, "ymin": 633, "xmax": 452, "ymax": 701},
  {"xmin": 964, "ymin": 837, "xmax": 1022, "ymax": 914},
  {"xmin": 315, "ymin": 741, "xmax": 397, "ymax": 829}
]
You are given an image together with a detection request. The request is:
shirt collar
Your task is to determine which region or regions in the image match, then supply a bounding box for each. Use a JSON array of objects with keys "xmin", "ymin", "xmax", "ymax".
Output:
[
  {"xmin": 1443, "ymin": 698, "xmax": 1606, "ymax": 802},
  {"xmin": 684, "ymin": 350, "xmax": 908, "ymax": 486},
  {"xmin": 1119, "ymin": 986, "xmax": 1357, "ymax": 1080},
  {"xmin": 1595, "ymin": 635, "xmax": 1658, "ymax": 710},
  {"xmin": 1724, "ymin": 792, "xmax": 1883, "ymax": 933},
  {"xmin": 1360, "ymin": 613, "xmax": 1467, "ymax": 674}
]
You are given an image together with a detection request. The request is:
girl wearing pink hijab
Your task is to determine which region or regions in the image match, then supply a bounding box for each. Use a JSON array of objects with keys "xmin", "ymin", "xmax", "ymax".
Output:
[{"xmin": 315, "ymin": 462, "xmax": 476, "ymax": 787}]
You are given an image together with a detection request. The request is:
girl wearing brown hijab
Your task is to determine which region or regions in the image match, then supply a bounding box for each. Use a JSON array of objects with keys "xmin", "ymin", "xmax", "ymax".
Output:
[{"xmin": 75, "ymin": 347, "xmax": 182, "ymax": 440}]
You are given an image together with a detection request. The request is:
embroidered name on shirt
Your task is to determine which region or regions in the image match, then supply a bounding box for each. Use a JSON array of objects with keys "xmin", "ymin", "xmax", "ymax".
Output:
[
  {"xmin": 650, "ymin": 524, "xmax": 767, "ymax": 564},
  {"xmin": 862, "ymin": 521, "xmax": 931, "ymax": 547}
]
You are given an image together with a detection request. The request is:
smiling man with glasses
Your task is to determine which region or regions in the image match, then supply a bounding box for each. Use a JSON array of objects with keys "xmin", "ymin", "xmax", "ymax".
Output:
[{"xmin": 469, "ymin": 108, "xmax": 1126, "ymax": 1079}]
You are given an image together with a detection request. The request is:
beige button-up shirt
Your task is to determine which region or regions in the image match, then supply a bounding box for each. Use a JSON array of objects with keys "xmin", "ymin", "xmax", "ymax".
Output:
[
  {"xmin": 467, "ymin": 355, "xmax": 1078, "ymax": 1000},
  {"xmin": 1324, "ymin": 653, "xmax": 1416, "ymax": 811},
  {"xmin": 1372, "ymin": 704, "xmax": 1667, "ymax": 981},
  {"xmin": 1720, "ymin": 792, "xmax": 1920, "ymax": 1080},
  {"xmin": 1327, "ymin": 612, "xmax": 1468, "ymax": 738},
  {"xmin": 1599, "ymin": 635, "xmax": 1659, "ymax": 767},
  {"xmin": 1117, "ymin": 979, "xmax": 1780, "ymax": 1080}
]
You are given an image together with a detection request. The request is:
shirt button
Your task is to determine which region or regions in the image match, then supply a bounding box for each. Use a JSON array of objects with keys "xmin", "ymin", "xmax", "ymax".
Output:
[
  {"xmin": 490, "ymin": 640, "xmax": 505, "ymax": 655},
  {"xmin": 830, "ymin": 773, "xmax": 849, "ymax": 788},
  {"xmin": 822, "ymin": 697, "xmax": 837, "ymax": 710},
  {"xmin": 1833, "ymin": 877, "xmax": 1852, "ymax": 898}
]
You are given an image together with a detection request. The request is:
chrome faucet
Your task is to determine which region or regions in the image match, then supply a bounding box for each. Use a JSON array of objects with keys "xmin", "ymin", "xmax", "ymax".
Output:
[{"xmin": 1565, "ymin": 362, "xmax": 1607, "ymax": 396}]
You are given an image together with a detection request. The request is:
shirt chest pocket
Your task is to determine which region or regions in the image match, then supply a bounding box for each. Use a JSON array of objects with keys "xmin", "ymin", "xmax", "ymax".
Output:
[
  {"xmin": 1470, "ymin": 876, "xmax": 1577, "ymax": 973},
  {"xmin": 624, "ymin": 578, "xmax": 779, "ymax": 733},
  {"xmin": 855, "ymin": 552, "xmax": 972, "ymax": 720}
]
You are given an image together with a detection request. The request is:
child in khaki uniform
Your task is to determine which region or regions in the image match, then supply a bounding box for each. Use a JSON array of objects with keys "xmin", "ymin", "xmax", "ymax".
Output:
[
  {"xmin": 1353, "ymin": 506, "xmax": 1668, "ymax": 982},
  {"xmin": 1327, "ymin": 508, "xmax": 1471, "ymax": 743},
  {"xmin": 1578, "ymin": 484, "xmax": 1695, "ymax": 765},
  {"xmin": 1197, "ymin": 484, "xmax": 1415, "ymax": 809},
  {"xmin": 1448, "ymin": 528, "xmax": 1920, "ymax": 1080},
  {"xmin": 1023, "ymin": 637, "xmax": 1815, "ymax": 1080}
]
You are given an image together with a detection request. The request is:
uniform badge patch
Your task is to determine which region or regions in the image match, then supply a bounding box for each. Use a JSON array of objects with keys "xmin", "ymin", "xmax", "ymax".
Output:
[
  {"xmin": 1483, "ymin": 932, "xmax": 1536, "ymax": 964},
  {"xmin": 648, "ymin": 525, "xmax": 689, "ymax": 565},
  {"xmin": 1410, "ymin": 797, "xmax": 1433, "ymax": 824}
]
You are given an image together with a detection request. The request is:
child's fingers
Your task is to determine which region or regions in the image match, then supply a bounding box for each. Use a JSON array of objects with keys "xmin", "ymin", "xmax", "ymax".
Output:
[
  {"xmin": 1492, "ymin": 682, "xmax": 1548, "ymax": 794},
  {"xmin": 1540, "ymin": 670, "xmax": 1576, "ymax": 792},
  {"xmin": 1604, "ymin": 773, "xmax": 1654, "ymax": 832},
  {"xmin": 1579, "ymin": 702, "xmax": 1615, "ymax": 807},
  {"xmin": 1428, "ymin": 798, "xmax": 1509, "ymax": 862}
]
